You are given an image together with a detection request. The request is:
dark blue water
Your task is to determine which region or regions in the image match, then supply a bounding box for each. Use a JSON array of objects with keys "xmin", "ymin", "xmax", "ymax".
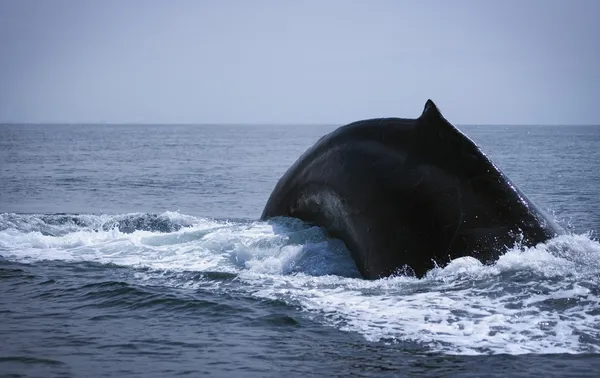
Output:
[{"xmin": 1, "ymin": 124, "xmax": 600, "ymax": 377}]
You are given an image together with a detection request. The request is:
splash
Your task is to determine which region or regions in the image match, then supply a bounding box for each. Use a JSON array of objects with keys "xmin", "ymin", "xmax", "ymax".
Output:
[{"xmin": 1, "ymin": 211, "xmax": 599, "ymax": 355}]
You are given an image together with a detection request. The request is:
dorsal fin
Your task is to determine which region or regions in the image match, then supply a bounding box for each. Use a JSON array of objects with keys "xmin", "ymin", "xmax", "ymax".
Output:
[
  {"xmin": 420, "ymin": 99, "xmax": 442, "ymax": 119},
  {"xmin": 417, "ymin": 99, "xmax": 477, "ymax": 152}
]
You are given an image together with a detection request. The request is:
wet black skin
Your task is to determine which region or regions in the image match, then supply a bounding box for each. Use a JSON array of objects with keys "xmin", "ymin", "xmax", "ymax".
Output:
[{"xmin": 261, "ymin": 100, "xmax": 562, "ymax": 279}]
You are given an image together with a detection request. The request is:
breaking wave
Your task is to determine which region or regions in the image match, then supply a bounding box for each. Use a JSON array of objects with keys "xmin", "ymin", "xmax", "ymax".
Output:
[{"xmin": 1, "ymin": 211, "xmax": 599, "ymax": 355}]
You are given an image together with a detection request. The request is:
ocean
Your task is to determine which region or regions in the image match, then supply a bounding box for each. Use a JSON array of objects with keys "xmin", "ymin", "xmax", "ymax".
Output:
[{"xmin": 1, "ymin": 123, "xmax": 599, "ymax": 377}]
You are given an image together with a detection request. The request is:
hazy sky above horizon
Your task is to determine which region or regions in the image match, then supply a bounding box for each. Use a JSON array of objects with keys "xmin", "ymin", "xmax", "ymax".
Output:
[{"xmin": 1, "ymin": 0, "xmax": 599, "ymax": 125}]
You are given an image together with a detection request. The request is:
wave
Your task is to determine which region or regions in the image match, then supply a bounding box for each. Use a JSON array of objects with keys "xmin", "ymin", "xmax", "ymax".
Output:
[
  {"xmin": 0, "ymin": 212, "xmax": 199, "ymax": 236},
  {"xmin": 1, "ymin": 211, "xmax": 600, "ymax": 355}
]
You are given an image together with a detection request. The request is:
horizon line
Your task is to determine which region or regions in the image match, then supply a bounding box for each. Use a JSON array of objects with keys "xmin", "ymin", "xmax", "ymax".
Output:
[{"xmin": 1, "ymin": 122, "xmax": 600, "ymax": 128}]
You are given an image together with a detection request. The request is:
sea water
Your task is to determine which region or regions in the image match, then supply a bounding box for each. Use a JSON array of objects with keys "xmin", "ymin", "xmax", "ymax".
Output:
[{"xmin": 1, "ymin": 123, "xmax": 599, "ymax": 377}]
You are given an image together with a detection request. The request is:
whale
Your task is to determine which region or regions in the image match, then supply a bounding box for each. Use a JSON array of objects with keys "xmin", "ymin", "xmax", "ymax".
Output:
[{"xmin": 261, "ymin": 100, "xmax": 562, "ymax": 279}]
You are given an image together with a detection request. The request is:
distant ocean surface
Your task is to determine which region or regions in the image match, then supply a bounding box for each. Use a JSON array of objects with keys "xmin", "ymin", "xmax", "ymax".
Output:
[{"xmin": 1, "ymin": 123, "xmax": 600, "ymax": 377}]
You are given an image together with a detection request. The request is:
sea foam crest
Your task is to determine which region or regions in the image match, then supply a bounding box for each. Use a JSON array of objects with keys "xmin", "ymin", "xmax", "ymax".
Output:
[{"xmin": 1, "ymin": 212, "xmax": 599, "ymax": 355}]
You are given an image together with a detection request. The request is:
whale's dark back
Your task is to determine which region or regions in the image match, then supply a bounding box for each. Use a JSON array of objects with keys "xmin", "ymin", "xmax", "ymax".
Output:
[{"xmin": 261, "ymin": 100, "xmax": 561, "ymax": 278}]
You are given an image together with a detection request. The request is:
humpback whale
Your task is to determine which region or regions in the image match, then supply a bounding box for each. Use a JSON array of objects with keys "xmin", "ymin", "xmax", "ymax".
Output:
[{"xmin": 261, "ymin": 100, "xmax": 562, "ymax": 279}]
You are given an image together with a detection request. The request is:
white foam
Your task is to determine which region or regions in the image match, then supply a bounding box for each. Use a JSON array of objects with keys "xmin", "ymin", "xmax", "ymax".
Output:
[
  {"xmin": 1, "ymin": 212, "xmax": 599, "ymax": 355},
  {"xmin": 237, "ymin": 233, "xmax": 600, "ymax": 355}
]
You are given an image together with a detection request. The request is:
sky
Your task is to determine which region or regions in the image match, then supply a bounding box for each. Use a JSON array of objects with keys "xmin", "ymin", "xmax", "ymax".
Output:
[{"xmin": 0, "ymin": 0, "xmax": 598, "ymax": 125}]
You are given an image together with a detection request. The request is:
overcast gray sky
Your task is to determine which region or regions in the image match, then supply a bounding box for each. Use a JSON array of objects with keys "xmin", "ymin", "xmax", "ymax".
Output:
[{"xmin": 0, "ymin": 0, "xmax": 598, "ymax": 125}]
